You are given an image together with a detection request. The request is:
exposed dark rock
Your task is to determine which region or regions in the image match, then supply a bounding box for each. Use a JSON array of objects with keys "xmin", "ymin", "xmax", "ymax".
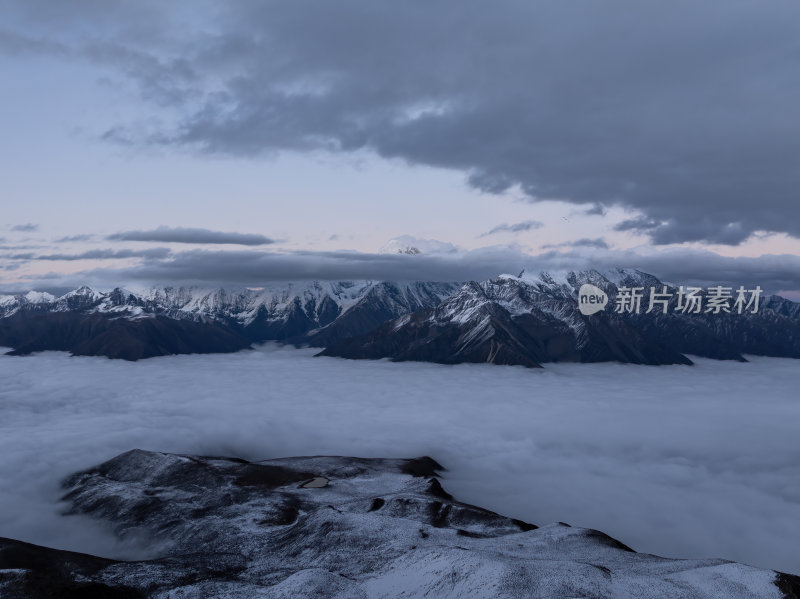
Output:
[
  {"xmin": 777, "ymin": 572, "xmax": 800, "ymax": 599},
  {"xmin": 399, "ymin": 456, "xmax": 445, "ymax": 477},
  {"xmin": 0, "ymin": 312, "xmax": 251, "ymax": 360},
  {"xmin": 0, "ymin": 538, "xmax": 144, "ymax": 599}
]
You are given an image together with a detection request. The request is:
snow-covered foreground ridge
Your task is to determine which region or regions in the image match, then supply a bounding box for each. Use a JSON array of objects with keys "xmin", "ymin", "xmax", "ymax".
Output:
[{"xmin": 1, "ymin": 449, "xmax": 796, "ymax": 598}]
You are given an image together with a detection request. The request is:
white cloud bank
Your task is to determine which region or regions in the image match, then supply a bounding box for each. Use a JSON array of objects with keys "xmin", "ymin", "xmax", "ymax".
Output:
[{"xmin": 0, "ymin": 345, "xmax": 798, "ymax": 574}]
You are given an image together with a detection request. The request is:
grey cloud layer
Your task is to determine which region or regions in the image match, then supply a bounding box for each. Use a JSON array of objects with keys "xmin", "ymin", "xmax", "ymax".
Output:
[
  {"xmin": 542, "ymin": 238, "xmax": 610, "ymax": 250},
  {"xmin": 70, "ymin": 248, "xmax": 521, "ymax": 285},
  {"xmin": 108, "ymin": 227, "xmax": 275, "ymax": 246},
  {"xmin": 56, "ymin": 234, "xmax": 95, "ymax": 243},
  {"xmin": 479, "ymin": 220, "xmax": 543, "ymax": 237},
  {"xmin": 16, "ymin": 245, "xmax": 800, "ymax": 296},
  {"xmin": 4, "ymin": 248, "xmax": 171, "ymax": 261},
  {"xmin": 5, "ymin": 0, "xmax": 800, "ymax": 245}
]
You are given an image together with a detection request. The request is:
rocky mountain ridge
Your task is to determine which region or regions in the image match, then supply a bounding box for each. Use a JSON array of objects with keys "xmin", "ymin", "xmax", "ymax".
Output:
[
  {"xmin": 320, "ymin": 269, "xmax": 800, "ymax": 366},
  {"xmin": 0, "ymin": 281, "xmax": 459, "ymax": 359},
  {"xmin": 1, "ymin": 449, "xmax": 796, "ymax": 598},
  {"xmin": 1, "ymin": 271, "xmax": 799, "ymax": 364}
]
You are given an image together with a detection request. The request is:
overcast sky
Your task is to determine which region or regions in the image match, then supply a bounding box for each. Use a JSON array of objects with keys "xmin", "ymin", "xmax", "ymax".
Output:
[{"xmin": 1, "ymin": 1, "xmax": 799, "ymax": 297}]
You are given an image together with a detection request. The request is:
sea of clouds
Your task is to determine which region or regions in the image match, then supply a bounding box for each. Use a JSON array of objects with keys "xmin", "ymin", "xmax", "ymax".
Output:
[{"xmin": 0, "ymin": 345, "xmax": 798, "ymax": 574}]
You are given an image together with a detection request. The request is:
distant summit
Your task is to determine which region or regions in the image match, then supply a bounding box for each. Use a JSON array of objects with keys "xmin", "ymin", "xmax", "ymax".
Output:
[{"xmin": 378, "ymin": 235, "xmax": 457, "ymax": 255}]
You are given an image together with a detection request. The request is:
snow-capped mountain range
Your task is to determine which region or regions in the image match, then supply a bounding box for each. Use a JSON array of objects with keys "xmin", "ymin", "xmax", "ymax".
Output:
[
  {"xmin": 0, "ymin": 281, "xmax": 457, "ymax": 330},
  {"xmin": 0, "ymin": 281, "xmax": 460, "ymax": 359},
  {"xmin": 320, "ymin": 269, "xmax": 800, "ymax": 366},
  {"xmin": 1, "ymin": 270, "xmax": 799, "ymax": 364}
]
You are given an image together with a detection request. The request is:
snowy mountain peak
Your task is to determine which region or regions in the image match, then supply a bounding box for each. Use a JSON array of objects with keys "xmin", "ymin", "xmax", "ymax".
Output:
[
  {"xmin": 378, "ymin": 235, "xmax": 457, "ymax": 255},
  {"xmin": 23, "ymin": 291, "xmax": 55, "ymax": 303},
  {"xmin": 72, "ymin": 285, "xmax": 95, "ymax": 295},
  {"xmin": 0, "ymin": 281, "xmax": 462, "ymax": 352},
  {"xmin": 3, "ymin": 273, "xmax": 799, "ymax": 363},
  {"xmin": 321, "ymin": 268, "xmax": 800, "ymax": 367}
]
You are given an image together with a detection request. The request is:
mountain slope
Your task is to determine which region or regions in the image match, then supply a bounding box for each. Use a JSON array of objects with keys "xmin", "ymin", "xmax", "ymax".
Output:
[
  {"xmin": 320, "ymin": 270, "xmax": 800, "ymax": 367},
  {"xmin": 764, "ymin": 295, "xmax": 800, "ymax": 319},
  {"xmin": 0, "ymin": 281, "xmax": 458, "ymax": 359},
  {"xmin": 1, "ymin": 273, "xmax": 798, "ymax": 364},
  {"xmin": 319, "ymin": 280, "xmax": 691, "ymax": 366},
  {"xmin": 0, "ymin": 312, "xmax": 252, "ymax": 360},
  {"xmin": 299, "ymin": 281, "xmax": 459, "ymax": 346},
  {"xmin": 2, "ymin": 449, "xmax": 795, "ymax": 598}
]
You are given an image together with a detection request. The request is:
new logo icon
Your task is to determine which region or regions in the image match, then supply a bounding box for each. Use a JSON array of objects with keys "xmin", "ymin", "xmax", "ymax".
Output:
[{"xmin": 578, "ymin": 284, "xmax": 608, "ymax": 316}]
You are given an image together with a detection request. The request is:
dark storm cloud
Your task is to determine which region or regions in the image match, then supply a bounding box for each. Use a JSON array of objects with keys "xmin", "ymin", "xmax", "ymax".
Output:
[
  {"xmin": 10, "ymin": 223, "xmax": 38, "ymax": 232},
  {"xmin": 107, "ymin": 227, "xmax": 276, "ymax": 246},
  {"xmin": 4, "ymin": 1, "xmax": 800, "ymax": 246},
  {"xmin": 479, "ymin": 220, "xmax": 544, "ymax": 237},
  {"xmin": 615, "ymin": 216, "xmax": 752, "ymax": 245}
]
